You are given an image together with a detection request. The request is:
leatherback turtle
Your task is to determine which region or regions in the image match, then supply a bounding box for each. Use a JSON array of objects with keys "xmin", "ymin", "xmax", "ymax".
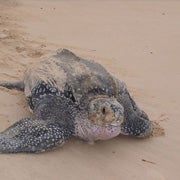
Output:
[{"xmin": 0, "ymin": 49, "xmax": 152, "ymax": 153}]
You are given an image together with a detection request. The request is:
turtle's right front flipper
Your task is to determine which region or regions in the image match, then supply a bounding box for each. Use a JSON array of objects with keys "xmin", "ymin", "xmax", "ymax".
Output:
[
  {"xmin": 0, "ymin": 81, "xmax": 24, "ymax": 91},
  {"xmin": 0, "ymin": 117, "xmax": 73, "ymax": 153}
]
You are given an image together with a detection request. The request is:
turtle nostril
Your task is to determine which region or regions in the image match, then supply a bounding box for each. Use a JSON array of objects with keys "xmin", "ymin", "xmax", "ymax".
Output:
[{"xmin": 102, "ymin": 107, "xmax": 106, "ymax": 114}]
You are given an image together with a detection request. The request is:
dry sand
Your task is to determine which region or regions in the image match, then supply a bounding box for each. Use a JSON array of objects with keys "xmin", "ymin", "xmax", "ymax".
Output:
[{"xmin": 0, "ymin": 0, "xmax": 180, "ymax": 179}]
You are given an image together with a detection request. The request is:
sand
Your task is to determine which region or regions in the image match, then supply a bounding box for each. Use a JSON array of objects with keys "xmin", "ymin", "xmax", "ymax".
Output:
[{"xmin": 0, "ymin": 0, "xmax": 180, "ymax": 179}]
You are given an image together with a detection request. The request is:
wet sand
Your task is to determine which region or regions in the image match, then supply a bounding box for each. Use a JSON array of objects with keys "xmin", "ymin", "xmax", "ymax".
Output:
[{"xmin": 0, "ymin": 0, "xmax": 180, "ymax": 180}]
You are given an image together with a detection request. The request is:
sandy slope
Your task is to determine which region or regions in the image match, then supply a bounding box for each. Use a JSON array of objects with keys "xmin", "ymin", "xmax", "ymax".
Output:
[{"xmin": 0, "ymin": 0, "xmax": 179, "ymax": 179}]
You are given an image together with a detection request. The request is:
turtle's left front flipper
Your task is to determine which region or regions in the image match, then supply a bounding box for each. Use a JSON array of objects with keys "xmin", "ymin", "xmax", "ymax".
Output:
[
  {"xmin": 118, "ymin": 91, "xmax": 152, "ymax": 137},
  {"xmin": 115, "ymin": 79, "xmax": 152, "ymax": 137},
  {"xmin": 0, "ymin": 118, "xmax": 73, "ymax": 153}
]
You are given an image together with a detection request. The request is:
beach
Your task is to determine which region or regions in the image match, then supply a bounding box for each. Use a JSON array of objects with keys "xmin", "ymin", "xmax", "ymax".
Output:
[{"xmin": 0, "ymin": 0, "xmax": 180, "ymax": 179}]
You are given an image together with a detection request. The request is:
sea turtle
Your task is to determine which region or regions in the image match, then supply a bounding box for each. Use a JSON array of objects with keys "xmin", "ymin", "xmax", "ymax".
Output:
[{"xmin": 0, "ymin": 49, "xmax": 152, "ymax": 153}]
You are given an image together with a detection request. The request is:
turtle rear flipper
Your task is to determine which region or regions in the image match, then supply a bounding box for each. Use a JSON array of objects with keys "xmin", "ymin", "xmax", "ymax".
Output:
[
  {"xmin": 0, "ymin": 118, "xmax": 73, "ymax": 153},
  {"xmin": 0, "ymin": 81, "xmax": 24, "ymax": 91}
]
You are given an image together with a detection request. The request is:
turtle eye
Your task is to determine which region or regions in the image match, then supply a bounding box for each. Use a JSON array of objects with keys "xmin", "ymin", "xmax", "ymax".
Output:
[{"xmin": 102, "ymin": 107, "xmax": 106, "ymax": 114}]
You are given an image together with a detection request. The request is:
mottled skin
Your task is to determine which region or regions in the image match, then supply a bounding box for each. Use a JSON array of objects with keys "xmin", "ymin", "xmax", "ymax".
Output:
[{"xmin": 0, "ymin": 49, "xmax": 152, "ymax": 153}]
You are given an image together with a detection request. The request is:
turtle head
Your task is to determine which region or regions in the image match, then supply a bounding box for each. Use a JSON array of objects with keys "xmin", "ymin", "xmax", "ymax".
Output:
[{"xmin": 88, "ymin": 97, "xmax": 124, "ymax": 126}]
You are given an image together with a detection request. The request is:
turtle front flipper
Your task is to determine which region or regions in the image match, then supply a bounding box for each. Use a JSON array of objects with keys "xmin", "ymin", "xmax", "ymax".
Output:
[
  {"xmin": 120, "ymin": 114, "xmax": 152, "ymax": 138},
  {"xmin": 115, "ymin": 80, "xmax": 152, "ymax": 137},
  {"xmin": 0, "ymin": 117, "xmax": 73, "ymax": 153},
  {"xmin": 119, "ymin": 92, "xmax": 152, "ymax": 137},
  {"xmin": 0, "ymin": 81, "xmax": 24, "ymax": 91}
]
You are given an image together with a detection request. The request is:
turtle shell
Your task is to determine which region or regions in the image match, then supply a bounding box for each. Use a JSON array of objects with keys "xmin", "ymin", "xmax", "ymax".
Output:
[{"xmin": 24, "ymin": 49, "xmax": 119, "ymax": 105}]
